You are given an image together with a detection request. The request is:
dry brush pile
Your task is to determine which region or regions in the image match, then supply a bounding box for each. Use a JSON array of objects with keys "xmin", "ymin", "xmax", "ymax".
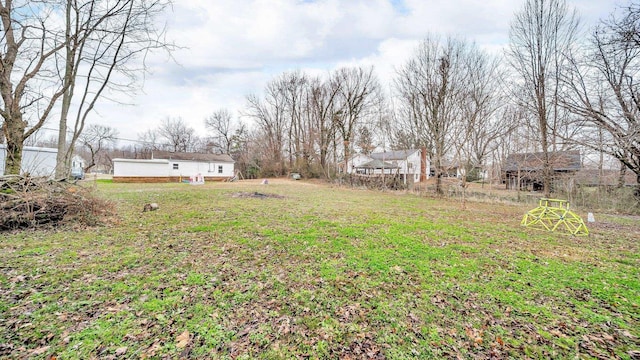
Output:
[
  {"xmin": 343, "ymin": 174, "xmax": 407, "ymax": 190},
  {"xmin": 0, "ymin": 175, "xmax": 114, "ymax": 231}
]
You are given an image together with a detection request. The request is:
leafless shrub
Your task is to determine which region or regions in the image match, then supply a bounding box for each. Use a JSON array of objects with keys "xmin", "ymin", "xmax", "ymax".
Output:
[
  {"xmin": 340, "ymin": 174, "xmax": 406, "ymax": 191},
  {"xmin": 565, "ymin": 186, "xmax": 640, "ymax": 215}
]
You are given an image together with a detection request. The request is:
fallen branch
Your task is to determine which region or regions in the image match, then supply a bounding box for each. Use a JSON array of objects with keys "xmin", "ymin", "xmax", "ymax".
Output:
[{"xmin": 0, "ymin": 175, "xmax": 114, "ymax": 231}]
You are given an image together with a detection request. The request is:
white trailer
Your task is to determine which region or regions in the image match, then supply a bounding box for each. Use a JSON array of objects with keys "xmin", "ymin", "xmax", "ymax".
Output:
[{"xmin": 0, "ymin": 145, "xmax": 58, "ymax": 177}]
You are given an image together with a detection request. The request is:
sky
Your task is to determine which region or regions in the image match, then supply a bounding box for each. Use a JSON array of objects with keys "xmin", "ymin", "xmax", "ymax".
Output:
[{"xmin": 71, "ymin": 0, "xmax": 622, "ymax": 147}]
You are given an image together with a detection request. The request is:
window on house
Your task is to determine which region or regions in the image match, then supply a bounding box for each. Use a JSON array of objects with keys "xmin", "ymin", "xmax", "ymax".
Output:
[
  {"xmin": 218, "ymin": 165, "xmax": 223, "ymax": 174},
  {"xmin": 173, "ymin": 163, "xmax": 179, "ymax": 170}
]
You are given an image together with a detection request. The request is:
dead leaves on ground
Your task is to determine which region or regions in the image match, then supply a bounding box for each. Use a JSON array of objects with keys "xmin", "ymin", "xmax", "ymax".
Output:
[
  {"xmin": 175, "ymin": 330, "xmax": 191, "ymax": 349},
  {"xmin": 1, "ymin": 181, "xmax": 638, "ymax": 359}
]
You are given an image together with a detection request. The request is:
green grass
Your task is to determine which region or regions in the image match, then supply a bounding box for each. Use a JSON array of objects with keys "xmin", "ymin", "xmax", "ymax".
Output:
[{"xmin": 1, "ymin": 180, "xmax": 638, "ymax": 359}]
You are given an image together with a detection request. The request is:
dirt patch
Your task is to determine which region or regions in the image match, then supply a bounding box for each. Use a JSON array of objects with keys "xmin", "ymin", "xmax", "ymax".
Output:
[
  {"xmin": 231, "ymin": 192, "xmax": 285, "ymax": 199},
  {"xmin": 589, "ymin": 214, "xmax": 640, "ymax": 234},
  {"xmin": 590, "ymin": 221, "xmax": 635, "ymax": 232}
]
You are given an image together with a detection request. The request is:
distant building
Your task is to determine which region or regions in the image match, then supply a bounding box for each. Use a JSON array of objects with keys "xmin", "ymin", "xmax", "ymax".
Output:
[
  {"xmin": 353, "ymin": 159, "xmax": 399, "ymax": 175},
  {"xmin": 71, "ymin": 155, "xmax": 86, "ymax": 180},
  {"xmin": 0, "ymin": 145, "xmax": 57, "ymax": 177},
  {"xmin": 344, "ymin": 149, "xmax": 429, "ymax": 185},
  {"xmin": 113, "ymin": 151, "xmax": 235, "ymax": 183},
  {"xmin": 504, "ymin": 150, "xmax": 581, "ymax": 190}
]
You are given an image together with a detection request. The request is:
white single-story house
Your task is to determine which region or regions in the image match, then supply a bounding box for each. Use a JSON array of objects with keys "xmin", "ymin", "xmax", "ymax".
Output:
[
  {"xmin": 0, "ymin": 144, "xmax": 58, "ymax": 177},
  {"xmin": 113, "ymin": 151, "xmax": 235, "ymax": 183},
  {"xmin": 344, "ymin": 149, "xmax": 430, "ymax": 185}
]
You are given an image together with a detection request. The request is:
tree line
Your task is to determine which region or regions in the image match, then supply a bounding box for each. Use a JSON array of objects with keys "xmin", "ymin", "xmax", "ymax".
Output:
[{"xmin": 1, "ymin": 0, "xmax": 638, "ymax": 199}]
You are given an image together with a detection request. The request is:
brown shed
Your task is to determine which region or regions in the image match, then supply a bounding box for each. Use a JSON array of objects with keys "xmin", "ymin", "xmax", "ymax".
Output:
[{"xmin": 504, "ymin": 150, "xmax": 581, "ymax": 191}]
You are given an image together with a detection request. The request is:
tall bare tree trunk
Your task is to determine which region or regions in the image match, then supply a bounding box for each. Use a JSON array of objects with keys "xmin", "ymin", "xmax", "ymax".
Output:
[
  {"xmin": 618, "ymin": 162, "xmax": 627, "ymax": 189},
  {"xmin": 507, "ymin": 0, "xmax": 579, "ymax": 199},
  {"xmin": 4, "ymin": 118, "xmax": 25, "ymax": 175},
  {"xmin": 55, "ymin": 1, "xmax": 76, "ymax": 179}
]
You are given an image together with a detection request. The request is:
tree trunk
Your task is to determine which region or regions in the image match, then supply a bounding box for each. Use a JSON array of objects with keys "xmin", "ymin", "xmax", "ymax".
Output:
[
  {"xmin": 542, "ymin": 149, "xmax": 552, "ymax": 197},
  {"xmin": 617, "ymin": 162, "xmax": 627, "ymax": 189},
  {"xmin": 538, "ymin": 70, "xmax": 552, "ymax": 198},
  {"xmin": 55, "ymin": 112, "xmax": 70, "ymax": 179},
  {"xmin": 55, "ymin": 0, "xmax": 75, "ymax": 180},
  {"xmin": 434, "ymin": 157, "xmax": 443, "ymax": 195},
  {"xmin": 4, "ymin": 115, "xmax": 26, "ymax": 175},
  {"xmin": 343, "ymin": 140, "xmax": 350, "ymax": 174}
]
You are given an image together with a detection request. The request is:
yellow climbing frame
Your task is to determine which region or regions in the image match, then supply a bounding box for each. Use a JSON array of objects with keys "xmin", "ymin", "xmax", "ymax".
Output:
[{"xmin": 521, "ymin": 198, "xmax": 589, "ymax": 236}]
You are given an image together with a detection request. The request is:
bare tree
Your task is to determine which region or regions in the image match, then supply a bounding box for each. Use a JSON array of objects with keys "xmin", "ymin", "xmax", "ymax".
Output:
[
  {"xmin": 54, "ymin": 0, "xmax": 171, "ymax": 179},
  {"xmin": 1, "ymin": 1, "xmax": 69, "ymax": 174},
  {"xmin": 228, "ymin": 122, "xmax": 251, "ymax": 177},
  {"xmin": 0, "ymin": 0, "xmax": 170, "ymax": 176},
  {"xmin": 395, "ymin": 35, "xmax": 470, "ymax": 194},
  {"xmin": 138, "ymin": 128, "xmax": 161, "ymax": 152},
  {"xmin": 205, "ymin": 109, "xmax": 234, "ymax": 154},
  {"xmin": 608, "ymin": 1, "xmax": 639, "ymax": 47},
  {"xmin": 244, "ymin": 82, "xmax": 288, "ymax": 176},
  {"xmin": 277, "ymin": 71, "xmax": 308, "ymax": 172},
  {"xmin": 507, "ymin": 0, "xmax": 580, "ymax": 197},
  {"xmin": 561, "ymin": 2, "xmax": 640, "ymax": 198},
  {"xmin": 241, "ymin": 68, "xmax": 380, "ymax": 179},
  {"xmin": 305, "ymin": 76, "xmax": 340, "ymax": 177},
  {"xmin": 79, "ymin": 124, "xmax": 118, "ymax": 172},
  {"xmin": 454, "ymin": 47, "xmax": 505, "ymax": 187},
  {"xmin": 355, "ymin": 125, "xmax": 376, "ymax": 155},
  {"xmin": 332, "ymin": 66, "xmax": 381, "ymax": 172},
  {"xmin": 156, "ymin": 117, "xmax": 198, "ymax": 153}
]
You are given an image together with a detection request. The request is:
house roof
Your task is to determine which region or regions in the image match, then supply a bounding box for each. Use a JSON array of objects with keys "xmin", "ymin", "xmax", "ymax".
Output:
[
  {"xmin": 152, "ymin": 151, "xmax": 234, "ymax": 163},
  {"xmin": 355, "ymin": 159, "xmax": 399, "ymax": 169},
  {"xmin": 113, "ymin": 158, "xmax": 168, "ymax": 164},
  {"xmin": 504, "ymin": 150, "xmax": 581, "ymax": 172},
  {"xmin": 370, "ymin": 149, "xmax": 419, "ymax": 161},
  {"xmin": 344, "ymin": 153, "xmax": 372, "ymax": 164}
]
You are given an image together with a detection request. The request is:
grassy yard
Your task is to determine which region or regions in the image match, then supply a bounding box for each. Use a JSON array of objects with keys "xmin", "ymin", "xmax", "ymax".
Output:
[{"xmin": 1, "ymin": 179, "xmax": 638, "ymax": 359}]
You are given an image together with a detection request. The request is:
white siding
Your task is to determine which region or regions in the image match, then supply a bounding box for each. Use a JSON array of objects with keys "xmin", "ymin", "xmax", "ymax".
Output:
[
  {"xmin": 114, "ymin": 158, "xmax": 234, "ymax": 179},
  {"xmin": 396, "ymin": 152, "xmax": 421, "ymax": 176},
  {"xmin": 71, "ymin": 155, "xmax": 85, "ymax": 171},
  {"xmin": 390, "ymin": 153, "xmax": 415, "ymax": 185},
  {"xmin": 0, "ymin": 145, "xmax": 58, "ymax": 177},
  {"xmin": 207, "ymin": 162, "xmax": 234, "ymax": 177},
  {"xmin": 368, "ymin": 149, "xmax": 431, "ymax": 183},
  {"xmin": 169, "ymin": 160, "xmax": 234, "ymax": 178},
  {"xmin": 346, "ymin": 154, "xmax": 373, "ymax": 174},
  {"xmin": 114, "ymin": 159, "xmax": 170, "ymax": 176}
]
